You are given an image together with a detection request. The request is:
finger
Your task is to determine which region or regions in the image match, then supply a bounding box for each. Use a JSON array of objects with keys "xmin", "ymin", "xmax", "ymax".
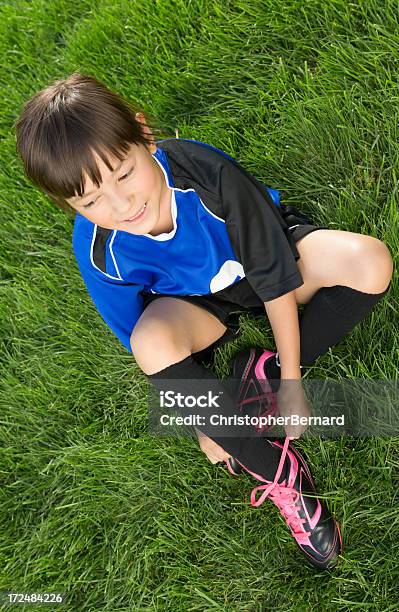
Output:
[
  {"xmin": 209, "ymin": 451, "xmax": 231, "ymax": 464},
  {"xmin": 284, "ymin": 426, "xmax": 303, "ymax": 439}
]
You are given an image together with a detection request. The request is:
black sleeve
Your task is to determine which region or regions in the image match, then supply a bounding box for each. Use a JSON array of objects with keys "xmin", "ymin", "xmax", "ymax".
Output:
[
  {"xmin": 157, "ymin": 138, "xmax": 304, "ymax": 302},
  {"xmin": 219, "ymin": 158, "xmax": 304, "ymax": 302}
]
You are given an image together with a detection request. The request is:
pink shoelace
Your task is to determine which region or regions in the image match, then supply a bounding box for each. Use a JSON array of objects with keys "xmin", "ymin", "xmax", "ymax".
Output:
[{"xmin": 250, "ymin": 437, "xmax": 311, "ymax": 544}]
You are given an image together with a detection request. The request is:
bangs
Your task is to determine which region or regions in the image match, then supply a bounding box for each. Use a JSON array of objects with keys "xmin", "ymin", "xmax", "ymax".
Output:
[
  {"xmin": 15, "ymin": 73, "xmax": 152, "ymax": 204},
  {"xmin": 34, "ymin": 117, "xmax": 136, "ymax": 200}
]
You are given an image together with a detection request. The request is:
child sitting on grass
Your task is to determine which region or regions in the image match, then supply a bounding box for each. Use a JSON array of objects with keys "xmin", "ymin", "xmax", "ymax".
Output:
[{"xmin": 15, "ymin": 73, "xmax": 393, "ymax": 570}]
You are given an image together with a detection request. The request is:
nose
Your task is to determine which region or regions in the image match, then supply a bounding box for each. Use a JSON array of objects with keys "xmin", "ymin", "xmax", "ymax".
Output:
[{"xmin": 109, "ymin": 192, "xmax": 133, "ymax": 218}]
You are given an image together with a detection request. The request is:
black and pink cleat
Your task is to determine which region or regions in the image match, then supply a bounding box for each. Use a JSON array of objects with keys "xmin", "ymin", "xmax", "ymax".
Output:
[
  {"xmin": 226, "ymin": 438, "xmax": 342, "ymax": 570},
  {"xmin": 226, "ymin": 348, "xmax": 342, "ymax": 569}
]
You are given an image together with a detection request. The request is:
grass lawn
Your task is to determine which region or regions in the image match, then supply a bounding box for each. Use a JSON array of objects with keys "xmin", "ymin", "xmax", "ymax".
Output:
[{"xmin": 0, "ymin": 0, "xmax": 398, "ymax": 609}]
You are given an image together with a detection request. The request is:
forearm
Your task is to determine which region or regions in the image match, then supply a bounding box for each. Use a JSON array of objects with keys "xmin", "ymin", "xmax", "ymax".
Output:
[{"xmin": 264, "ymin": 290, "xmax": 302, "ymax": 379}]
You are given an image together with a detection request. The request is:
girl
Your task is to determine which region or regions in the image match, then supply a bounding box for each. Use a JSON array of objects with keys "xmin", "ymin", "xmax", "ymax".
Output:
[{"xmin": 15, "ymin": 73, "xmax": 393, "ymax": 570}]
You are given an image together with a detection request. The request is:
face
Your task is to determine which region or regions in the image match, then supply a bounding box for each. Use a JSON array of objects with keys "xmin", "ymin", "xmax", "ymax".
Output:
[{"xmin": 66, "ymin": 121, "xmax": 170, "ymax": 235}]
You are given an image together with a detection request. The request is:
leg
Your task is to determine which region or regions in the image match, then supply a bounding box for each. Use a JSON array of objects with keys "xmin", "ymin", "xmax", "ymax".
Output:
[
  {"xmin": 131, "ymin": 296, "xmax": 286, "ymax": 479},
  {"xmin": 131, "ymin": 297, "xmax": 228, "ymax": 375},
  {"xmin": 293, "ymin": 229, "xmax": 393, "ymax": 305},
  {"xmin": 292, "ymin": 229, "xmax": 393, "ymax": 366},
  {"xmin": 236, "ymin": 228, "xmax": 393, "ymax": 382},
  {"xmin": 139, "ymin": 303, "xmax": 341, "ymax": 569}
]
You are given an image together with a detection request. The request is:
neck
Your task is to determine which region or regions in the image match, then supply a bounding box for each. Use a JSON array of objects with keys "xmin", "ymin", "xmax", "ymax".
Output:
[{"xmin": 149, "ymin": 189, "xmax": 173, "ymax": 236}]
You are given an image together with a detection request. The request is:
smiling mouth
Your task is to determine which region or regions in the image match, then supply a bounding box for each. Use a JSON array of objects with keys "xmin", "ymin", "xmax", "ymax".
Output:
[{"xmin": 124, "ymin": 202, "xmax": 148, "ymax": 222}]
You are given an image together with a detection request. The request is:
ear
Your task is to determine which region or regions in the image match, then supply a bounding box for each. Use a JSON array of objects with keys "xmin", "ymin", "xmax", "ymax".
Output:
[{"xmin": 135, "ymin": 112, "xmax": 157, "ymax": 153}]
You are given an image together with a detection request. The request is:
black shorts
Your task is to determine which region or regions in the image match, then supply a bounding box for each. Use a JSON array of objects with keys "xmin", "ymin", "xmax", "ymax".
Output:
[{"xmin": 142, "ymin": 208, "xmax": 327, "ymax": 359}]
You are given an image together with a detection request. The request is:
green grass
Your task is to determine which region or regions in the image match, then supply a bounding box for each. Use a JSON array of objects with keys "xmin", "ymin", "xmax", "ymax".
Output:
[{"xmin": 1, "ymin": 0, "xmax": 398, "ymax": 609}]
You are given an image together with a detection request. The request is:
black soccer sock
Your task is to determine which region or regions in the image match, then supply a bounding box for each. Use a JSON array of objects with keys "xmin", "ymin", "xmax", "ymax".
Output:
[
  {"xmin": 148, "ymin": 354, "xmax": 286, "ymax": 482},
  {"xmin": 298, "ymin": 283, "xmax": 390, "ymax": 367}
]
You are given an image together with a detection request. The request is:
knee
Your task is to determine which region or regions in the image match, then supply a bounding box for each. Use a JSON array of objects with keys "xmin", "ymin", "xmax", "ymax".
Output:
[
  {"xmin": 130, "ymin": 319, "xmax": 192, "ymax": 375},
  {"xmin": 360, "ymin": 238, "xmax": 394, "ymax": 293}
]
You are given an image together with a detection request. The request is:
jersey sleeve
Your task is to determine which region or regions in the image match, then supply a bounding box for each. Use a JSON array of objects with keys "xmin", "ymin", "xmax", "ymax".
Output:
[
  {"xmin": 72, "ymin": 225, "xmax": 144, "ymax": 353},
  {"xmin": 219, "ymin": 158, "xmax": 304, "ymax": 302}
]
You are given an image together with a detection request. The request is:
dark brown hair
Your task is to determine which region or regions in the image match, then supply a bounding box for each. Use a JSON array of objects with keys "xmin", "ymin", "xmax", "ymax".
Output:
[{"xmin": 15, "ymin": 73, "xmax": 158, "ymax": 212}]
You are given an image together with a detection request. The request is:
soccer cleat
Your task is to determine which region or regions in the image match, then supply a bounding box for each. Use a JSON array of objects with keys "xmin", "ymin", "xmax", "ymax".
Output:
[
  {"xmin": 226, "ymin": 437, "xmax": 342, "ymax": 570},
  {"xmin": 225, "ymin": 347, "xmax": 278, "ymax": 475},
  {"xmin": 229, "ymin": 348, "xmax": 280, "ymax": 433},
  {"xmin": 226, "ymin": 457, "xmax": 243, "ymax": 476}
]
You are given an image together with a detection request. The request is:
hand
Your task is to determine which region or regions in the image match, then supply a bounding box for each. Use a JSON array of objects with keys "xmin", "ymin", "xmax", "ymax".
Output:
[
  {"xmin": 276, "ymin": 379, "xmax": 311, "ymax": 439},
  {"xmin": 195, "ymin": 429, "xmax": 231, "ymax": 464}
]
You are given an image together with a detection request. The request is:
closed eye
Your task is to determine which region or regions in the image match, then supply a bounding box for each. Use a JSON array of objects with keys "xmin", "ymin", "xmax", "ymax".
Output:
[
  {"xmin": 82, "ymin": 167, "xmax": 134, "ymax": 208},
  {"xmin": 83, "ymin": 200, "xmax": 95, "ymax": 209},
  {"xmin": 118, "ymin": 167, "xmax": 134, "ymax": 181}
]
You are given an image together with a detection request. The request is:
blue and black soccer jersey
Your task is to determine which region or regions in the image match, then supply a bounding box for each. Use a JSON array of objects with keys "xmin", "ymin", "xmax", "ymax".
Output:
[{"xmin": 72, "ymin": 139, "xmax": 304, "ymax": 352}]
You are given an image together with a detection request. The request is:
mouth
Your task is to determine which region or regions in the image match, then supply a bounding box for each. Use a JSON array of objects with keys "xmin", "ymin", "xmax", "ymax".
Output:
[{"xmin": 124, "ymin": 202, "xmax": 148, "ymax": 223}]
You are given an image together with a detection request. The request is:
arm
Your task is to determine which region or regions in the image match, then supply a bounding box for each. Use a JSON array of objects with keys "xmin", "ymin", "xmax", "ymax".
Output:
[
  {"xmin": 217, "ymin": 157, "xmax": 304, "ymax": 303},
  {"xmin": 77, "ymin": 265, "xmax": 144, "ymax": 352},
  {"xmin": 264, "ymin": 290, "xmax": 302, "ymax": 379},
  {"xmin": 216, "ymin": 157, "xmax": 304, "ymax": 376},
  {"xmin": 215, "ymin": 155, "xmax": 310, "ymax": 435},
  {"xmin": 73, "ymin": 220, "xmax": 144, "ymax": 352},
  {"xmin": 265, "ymin": 291, "xmax": 311, "ymax": 439},
  {"xmin": 215, "ymin": 158, "xmax": 309, "ymax": 437}
]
